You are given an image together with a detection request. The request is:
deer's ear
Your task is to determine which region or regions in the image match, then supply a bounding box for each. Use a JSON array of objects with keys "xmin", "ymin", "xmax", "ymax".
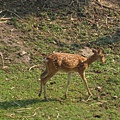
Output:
[
  {"xmin": 97, "ymin": 49, "xmax": 102, "ymax": 54},
  {"xmin": 92, "ymin": 49, "xmax": 97, "ymax": 53}
]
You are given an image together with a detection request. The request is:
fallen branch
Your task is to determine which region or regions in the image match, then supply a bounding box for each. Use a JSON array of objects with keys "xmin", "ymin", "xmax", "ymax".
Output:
[
  {"xmin": 0, "ymin": 17, "xmax": 11, "ymax": 20},
  {"xmin": 3, "ymin": 9, "xmax": 22, "ymax": 19},
  {"xmin": 17, "ymin": 107, "xmax": 32, "ymax": 111},
  {"xmin": 0, "ymin": 21, "xmax": 8, "ymax": 23},
  {"xmin": 0, "ymin": 16, "xmax": 11, "ymax": 23},
  {"xmin": 29, "ymin": 65, "xmax": 40, "ymax": 71}
]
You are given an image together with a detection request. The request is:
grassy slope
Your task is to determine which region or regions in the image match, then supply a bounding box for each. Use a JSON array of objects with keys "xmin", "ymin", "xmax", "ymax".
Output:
[{"xmin": 0, "ymin": 0, "xmax": 120, "ymax": 119}]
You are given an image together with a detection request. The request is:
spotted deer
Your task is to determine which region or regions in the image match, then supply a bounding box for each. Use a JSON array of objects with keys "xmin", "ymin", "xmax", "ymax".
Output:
[{"xmin": 38, "ymin": 49, "xmax": 105, "ymax": 100}]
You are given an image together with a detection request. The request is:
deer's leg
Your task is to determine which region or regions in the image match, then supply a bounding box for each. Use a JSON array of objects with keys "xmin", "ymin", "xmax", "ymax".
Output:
[
  {"xmin": 43, "ymin": 84, "xmax": 47, "ymax": 100},
  {"xmin": 43, "ymin": 72, "xmax": 57, "ymax": 100},
  {"xmin": 79, "ymin": 71, "xmax": 93, "ymax": 96},
  {"xmin": 38, "ymin": 69, "xmax": 48, "ymax": 98},
  {"xmin": 41, "ymin": 69, "xmax": 48, "ymax": 79},
  {"xmin": 65, "ymin": 72, "xmax": 71, "ymax": 98},
  {"xmin": 39, "ymin": 70, "xmax": 57, "ymax": 100},
  {"xmin": 38, "ymin": 80, "xmax": 43, "ymax": 97}
]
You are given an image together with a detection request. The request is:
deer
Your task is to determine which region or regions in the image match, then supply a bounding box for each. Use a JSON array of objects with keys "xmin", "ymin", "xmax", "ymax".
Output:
[{"xmin": 38, "ymin": 49, "xmax": 105, "ymax": 100}]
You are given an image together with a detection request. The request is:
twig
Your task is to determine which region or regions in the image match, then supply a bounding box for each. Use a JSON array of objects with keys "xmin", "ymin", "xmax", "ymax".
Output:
[
  {"xmin": 1, "ymin": 9, "xmax": 26, "ymax": 24},
  {"xmin": 0, "ymin": 16, "xmax": 11, "ymax": 23},
  {"xmin": 13, "ymin": 102, "xmax": 21, "ymax": 107},
  {"xmin": 89, "ymin": 100, "xmax": 107, "ymax": 106},
  {"xmin": 0, "ymin": 11, "xmax": 3, "ymax": 13},
  {"xmin": 0, "ymin": 17, "xmax": 11, "ymax": 20},
  {"xmin": 4, "ymin": 9, "xmax": 22, "ymax": 19},
  {"xmin": 29, "ymin": 65, "xmax": 40, "ymax": 71},
  {"xmin": 0, "ymin": 21, "xmax": 8, "ymax": 23},
  {"xmin": 17, "ymin": 107, "xmax": 32, "ymax": 111},
  {"xmin": 33, "ymin": 107, "xmax": 41, "ymax": 112},
  {"xmin": 32, "ymin": 112, "xmax": 37, "ymax": 117},
  {"xmin": 4, "ymin": 114, "xmax": 15, "ymax": 118}
]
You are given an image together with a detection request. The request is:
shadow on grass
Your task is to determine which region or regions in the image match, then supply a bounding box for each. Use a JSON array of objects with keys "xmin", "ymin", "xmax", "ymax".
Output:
[
  {"xmin": 0, "ymin": 98, "xmax": 61, "ymax": 110},
  {"xmin": 71, "ymin": 30, "xmax": 120, "ymax": 51},
  {"xmin": 89, "ymin": 34, "xmax": 120, "ymax": 48}
]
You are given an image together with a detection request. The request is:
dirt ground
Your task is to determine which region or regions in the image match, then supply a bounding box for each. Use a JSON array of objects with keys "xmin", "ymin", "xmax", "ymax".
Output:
[{"xmin": 0, "ymin": 0, "xmax": 120, "ymax": 65}]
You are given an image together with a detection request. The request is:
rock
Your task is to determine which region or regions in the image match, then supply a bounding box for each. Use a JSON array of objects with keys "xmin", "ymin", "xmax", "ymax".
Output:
[
  {"xmin": 79, "ymin": 47, "xmax": 93, "ymax": 57},
  {"xmin": 19, "ymin": 51, "xmax": 27, "ymax": 56}
]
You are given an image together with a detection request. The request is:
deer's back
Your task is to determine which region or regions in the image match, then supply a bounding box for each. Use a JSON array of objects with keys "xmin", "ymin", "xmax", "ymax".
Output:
[{"xmin": 46, "ymin": 53, "xmax": 87, "ymax": 70}]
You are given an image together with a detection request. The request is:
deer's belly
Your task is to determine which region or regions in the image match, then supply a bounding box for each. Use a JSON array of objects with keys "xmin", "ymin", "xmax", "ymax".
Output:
[{"xmin": 59, "ymin": 67, "xmax": 76, "ymax": 72}]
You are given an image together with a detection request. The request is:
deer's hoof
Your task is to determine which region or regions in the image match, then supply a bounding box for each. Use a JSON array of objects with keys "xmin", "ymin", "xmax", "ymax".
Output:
[
  {"xmin": 64, "ymin": 94, "xmax": 67, "ymax": 99},
  {"xmin": 38, "ymin": 91, "xmax": 42, "ymax": 97},
  {"xmin": 44, "ymin": 97, "xmax": 48, "ymax": 101},
  {"xmin": 38, "ymin": 93, "xmax": 41, "ymax": 97}
]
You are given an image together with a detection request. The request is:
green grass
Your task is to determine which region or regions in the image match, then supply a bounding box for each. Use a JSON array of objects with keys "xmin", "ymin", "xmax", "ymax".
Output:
[{"xmin": 0, "ymin": 53, "xmax": 120, "ymax": 120}]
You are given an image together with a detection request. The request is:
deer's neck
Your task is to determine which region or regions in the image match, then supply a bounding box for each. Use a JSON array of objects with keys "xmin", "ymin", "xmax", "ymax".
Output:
[{"xmin": 85, "ymin": 54, "xmax": 98, "ymax": 66}]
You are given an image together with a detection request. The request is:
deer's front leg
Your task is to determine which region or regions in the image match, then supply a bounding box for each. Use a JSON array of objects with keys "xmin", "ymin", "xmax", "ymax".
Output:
[
  {"xmin": 38, "ymin": 80, "xmax": 42, "ymax": 97},
  {"xmin": 43, "ymin": 84, "xmax": 47, "ymax": 100},
  {"xmin": 79, "ymin": 71, "xmax": 93, "ymax": 97}
]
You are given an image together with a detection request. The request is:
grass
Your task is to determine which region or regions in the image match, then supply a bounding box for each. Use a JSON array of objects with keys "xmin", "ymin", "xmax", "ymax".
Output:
[
  {"xmin": 0, "ymin": 53, "xmax": 120, "ymax": 120},
  {"xmin": 0, "ymin": 0, "xmax": 120, "ymax": 119}
]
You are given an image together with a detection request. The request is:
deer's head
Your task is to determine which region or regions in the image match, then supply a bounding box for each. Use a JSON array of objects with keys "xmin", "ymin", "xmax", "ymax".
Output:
[{"xmin": 92, "ymin": 49, "xmax": 105, "ymax": 63}]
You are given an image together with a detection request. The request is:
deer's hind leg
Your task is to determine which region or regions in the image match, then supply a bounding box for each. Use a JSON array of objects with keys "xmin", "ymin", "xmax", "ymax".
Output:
[
  {"xmin": 38, "ymin": 69, "xmax": 48, "ymax": 98},
  {"xmin": 41, "ymin": 69, "xmax": 48, "ymax": 79},
  {"xmin": 39, "ymin": 66, "xmax": 58, "ymax": 100},
  {"xmin": 41, "ymin": 71, "xmax": 57, "ymax": 100},
  {"xmin": 38, "ymin": 62, "xmax": 49, "ymax": 98}
]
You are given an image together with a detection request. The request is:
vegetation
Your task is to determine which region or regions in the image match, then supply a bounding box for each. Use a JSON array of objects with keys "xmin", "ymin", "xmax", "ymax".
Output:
[{"xmin": 0, "ymin": 0, "xmax": 120, "ymax": 119}]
